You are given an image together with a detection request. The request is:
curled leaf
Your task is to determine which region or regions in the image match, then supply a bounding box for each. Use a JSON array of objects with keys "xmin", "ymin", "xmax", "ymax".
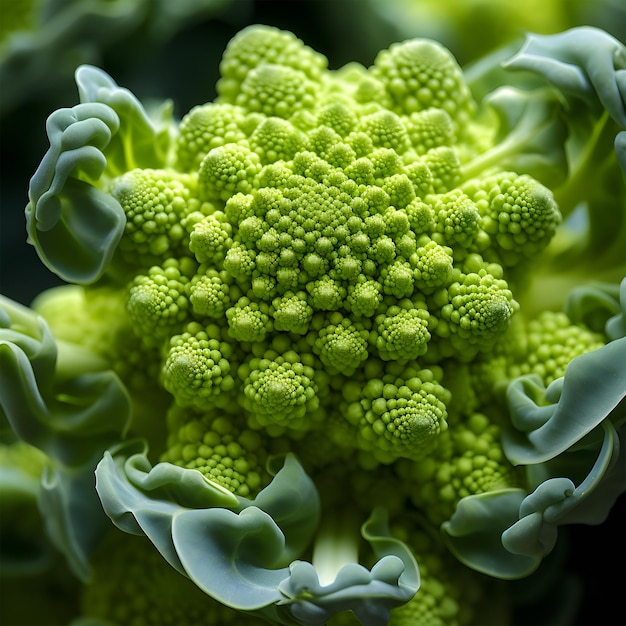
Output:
[
  {"xmin": 95, "ymin": 442, "xmax": 418, "ymax": 624},
  {"xmin": 503, "ymin": 336, "xmax": 626, "ymax": 465},
  {"xmin": 503, "ymin": 27, "xmax": 626, "ymax": 174},
  {"xmin": 25, "ymin": 103, "xmax": 125, "ymax": 284},
  {"xmin": 502, "ymin": 421, "xmax": 621, "ymax": 557},
  {"xmin": 564, "ymin": 279, "xmax": 624, "ymax": 338},
  {"xmin": 441, "ymin": 488, "xmax": 539, "ymax": 579},
  {"xmin": 0, "ymin": 296, "xmax": 131, "ymax": 468},
  {"xmin": 174, "ymin": 506, "xmax": 288, "ymax": 610},
  {"xmin": 75, "ymin": 65, "xmax": 172, "ymax": 173},
  {"xmin": 503, "ymin": 27, "xmax": 626, "ymax": 128},
  {"xmin": 278, "ymin": 509, "xmax": 419, "ymax": 626},
  {"xmin": 25, "ymin": 65, "xmax": 174, "ymax": 284},
  {"xmin": 95, "ymin": 443, "xmax": 317, "ymax": 609},
  {"xmin": 95, "ymin": 439, "xmax": 239, "ymax": 575},
  {"xmin": 39, "ymin": 465, "xmax": 113, "ymax": 580}
]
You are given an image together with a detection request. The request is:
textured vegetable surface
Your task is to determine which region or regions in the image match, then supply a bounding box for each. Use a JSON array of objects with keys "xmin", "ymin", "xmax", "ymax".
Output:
[{"xmin": 1, "ymin": 23, "xmax": 625, "ymax": 626}]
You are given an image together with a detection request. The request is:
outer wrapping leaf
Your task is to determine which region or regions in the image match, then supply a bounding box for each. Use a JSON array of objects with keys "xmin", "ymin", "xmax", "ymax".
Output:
[
  {"xmin": 39, "ymin": 465, "xmax": 113, "ymax": 580},
  {"xmin": 564, "ymin": 279, "xmax": 624, "ymax": 337},
  {"xmin": 441, "ymin": 489, "xmax": 540, "ymax": 579},
  {"xmin": 503, "ymin": 336, "xmax": 626, "ymax": 465},
  {"xmin": 502, "ymin": 421, "xmax": 621, "ymax": 557},
  {"xmin": 0, "ymin": 297, "xmax": 131, "ymax": 468},
  {"xmin": 0, "ymin": 295, "xmax": 133, "ymax": 579},
  {"xmin": 503, "ymin": 27, "xmax": 626, "ymax": 171},
  {"xmin": 95, "ymin": 443, "xmax": 419, "ymax": 624},
  {"xmin": 0, "ymin": 342, "xmax": 131, "ymax": 468},
  {"xmin": 75, "ymin": 65, "xmax": 172, "ymax": 173},
  {"xmin": 25, "ymin": 103, "xmax": 126, "ymax": 284},
  {"xmin": 278, "ymin": 509, "xmax": 419, "ymax": 626},
  {"xmin": 25, "ymin": 65, "xmax": 174, "ymax": 283},
  {"xmin": 503, "ymin": 27, "xmax": 626, "ymax": 125},
  {"xmin": 95, "ymin": 439, "xmax": 239, "ymax": 575},
  {"xmin": 172, "ymin": 507, "xmax": 289, "ymax": 609},
  {"xmin": 240, "ymin": 454, "xmax": 321, "ymax": 565},
  {"xmin": 0, "ymin": 295, "xmax": 57, "ymax": 390}
]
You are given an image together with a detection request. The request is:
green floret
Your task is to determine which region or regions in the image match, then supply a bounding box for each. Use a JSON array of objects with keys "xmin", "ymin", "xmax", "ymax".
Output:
[
  {"xmin": 186, "ymin": 210, "xmax": 233, "ymax": 264},
  {"xmin": 404, "ymin": 199, "xmax": 435, "ymax": 233},
  {"xmin": 176, "ymin": 103, "xmax": 248, "ymax": 172},
  {"xmin": 161, "ymin": 404, "xmax": 272, "ymax": 498},
  {"xmin": 462, "ymin": 171, "xmax": 562, "ymax": 267},
  {"xmin": 308, "ymin": 126, "xmax": 349, "ymax": 164},
  {"xmin": 340, "ymin": 366, "xmax": 450, "ymax": 464},
  {"xmin": 373, "ymin": 301, "xmax": 431, "ymax": 362},
  {"xmin": 162, "ymin": 322, "xmax": 235, "ymax": 410},
  {"xmin": 369, "ymin": 147, "xmax": 404, "ymax": 180},
  {"xmin": 406, "ymin": 108, "xmax": 457, "ymax": 154},
  {"xmin": 432, "ymin": 267, "xmax": 518, "ymax": 356},
  {"xmin": 239, "ymin": 350, "xmax": 320, "ymax": 434},
  {"xmin": 216, "ymin": 24, "xmax": 327, "ymax": 102},
  {"xmin": 370, "ymin": 38, "xmax": 475, "ymax": 132},
  {"xmin": 270, "ymin": 291, "xmax": 313, "ymax": 335},
  {"xmin": 226, "ymin": 297, "xmax": 272, "ymax": 343},
  {"xmin": 403, "ymin": 161, "xmax": 436, "ymax": 197},
  {"xmin": 399, "ymin": 413, "xmax": 521, "ymax": 526},
  {"xmin": 110, "ymin": 169, "xmax": 196, "ymax": 270},
  {"xmin": 189, "ymin": 267, "xmax": 238, "ymax": 318},
  {"xmin": 127, "ymin": 259, "xmax": 193, "ymax": 349},
  {"xmin": 428, "ymin": 189, "xmax": 482, "ymax": 250},
  {"xmin": 346, "ymin": 130, "xmax": 376, "ymax": 159},
  {"xmin": 311, "ymin": 312, "xmax": 369, "ymax": 375},
  {"xmin": 198, "ymin": 143, "xmax": 262, "ymax": 202},
  {"xmin": 346, "ymin": 277, "xmax": 383, "ymax": 317},
  {"xmin": 381, "ymin": 259, "xmax": 415, "ymax": 298},
  {"xmin": 307, "ymin": 275, "xmax": 347, "ymax": 311},
  {"xmin": 234, "ymin": 63, "xmax": 318, "ymax": 119},
  {"xmin": 420, "ymin": 147, "xmax": 462, "ymax": 192},
  {"xmin": 382, "ymin": 208, "xmax": 411, "ymax": 240},
  {"xmin": 357, "ymin": 110, "xmax": 411, "ymax": 153},
  {"xmin": 250, "ymin": 117, "xmax": 308, "ymax": 164},
  {"xmin": 316, "ymin": 101, "xmax": 358, "ymax": 137},
  {"xmin": 382, "ymin": 173, "xmax": 417, "ymax": 209},
  {"xmin": 410, "ymin": 238, "xmax": 454, "ymax": 292},
  {"xmin": 223, "ymin": 241, "xmax": 257, "ymax": 280}
]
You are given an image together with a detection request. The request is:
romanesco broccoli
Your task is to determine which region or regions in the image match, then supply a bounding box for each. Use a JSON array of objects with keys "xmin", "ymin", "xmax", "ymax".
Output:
[{"xmin": 2, "ymin": 22, "xmax": 625, "ymax": 626}]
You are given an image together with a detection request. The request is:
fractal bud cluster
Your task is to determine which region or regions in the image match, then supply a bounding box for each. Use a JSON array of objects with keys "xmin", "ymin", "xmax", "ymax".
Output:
[{"xmin": 1, "ymin": 23, "xmax": 625, "ymax": 626}]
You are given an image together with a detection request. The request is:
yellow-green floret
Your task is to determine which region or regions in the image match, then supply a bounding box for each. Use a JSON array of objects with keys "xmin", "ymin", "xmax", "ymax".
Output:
[
  {"xmin": 162, "ymin": 322, "xmax": 235, "ymax": 410},
  {"xmin": 339, "ymin": 364, "xmax": 451, "ymax": 463},
  {"xmin": 110, "ymin": 169, "xmax": 197, "ymax": 268},
  {"xmin": 398, "ymin": 413, "xmax": 522, "ymax": 525},
  {"xmin": 161, "ymin": 404, "xmax": 272, "ymax": 498}
]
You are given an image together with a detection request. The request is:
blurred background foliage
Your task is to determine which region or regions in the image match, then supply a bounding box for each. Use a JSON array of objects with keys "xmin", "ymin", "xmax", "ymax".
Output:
[{"xmin": 0, "ymin": 1, "xmax": 624, "ymax": 625}]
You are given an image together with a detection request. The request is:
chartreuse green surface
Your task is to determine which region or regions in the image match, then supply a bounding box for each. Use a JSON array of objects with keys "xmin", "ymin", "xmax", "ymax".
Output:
[{"xmin": 1, "ymin": 23, "xmax": 625, "ymax": 626}]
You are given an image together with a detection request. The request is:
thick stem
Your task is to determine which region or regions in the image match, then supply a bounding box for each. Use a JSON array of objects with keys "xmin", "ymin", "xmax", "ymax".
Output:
[{"xmin": 311, "ymin": 510, "xmax": 362, "ymax": 586}]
